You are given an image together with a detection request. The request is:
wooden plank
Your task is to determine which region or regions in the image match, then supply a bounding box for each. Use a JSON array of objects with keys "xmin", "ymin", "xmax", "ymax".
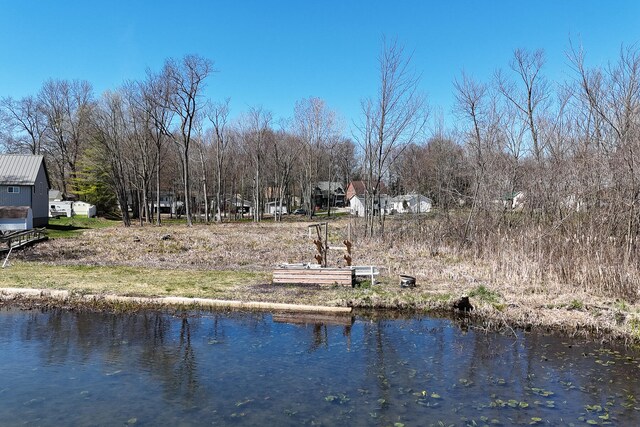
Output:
[
  {"xmin": 273, "ymin": 270, "xmax": 353, "ymax": 276},
  {"xmin": 274, "ymin": 268, "xmax": 351, "ymax": 273},
  {"xmin": 273, "ymin": 273, "xmax": 353, "ymax": 278},
  {"xmin": 273, "ymin": 280, "xmax": 352, "ymax": 285},
  {"xmin": 273, "ymin": 267, "xmax": 354, "ymax": 286}
]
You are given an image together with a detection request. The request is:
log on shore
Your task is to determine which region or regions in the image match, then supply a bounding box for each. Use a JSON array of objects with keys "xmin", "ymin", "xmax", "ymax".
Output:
[{"xmin": 0, "ymin": 288, "xmax": 352, "ymax": 314}]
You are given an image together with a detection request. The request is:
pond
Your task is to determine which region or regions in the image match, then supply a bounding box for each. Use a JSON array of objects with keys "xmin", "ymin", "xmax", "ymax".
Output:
[{"xmin": 1, "ymin": 307, "xmax": 639, "ymax": 426}]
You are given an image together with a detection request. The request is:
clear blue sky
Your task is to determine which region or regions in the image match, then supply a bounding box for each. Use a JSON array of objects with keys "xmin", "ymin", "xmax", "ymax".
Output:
[{"xmin": 1, "ymin": 1, "xmax": 638, "ymax": 133}]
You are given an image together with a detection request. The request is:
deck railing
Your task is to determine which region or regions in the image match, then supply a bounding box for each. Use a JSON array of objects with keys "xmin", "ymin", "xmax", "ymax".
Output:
[{"xmin": 0, "ymin": 228, "xmax": 48, "ymax": 251}]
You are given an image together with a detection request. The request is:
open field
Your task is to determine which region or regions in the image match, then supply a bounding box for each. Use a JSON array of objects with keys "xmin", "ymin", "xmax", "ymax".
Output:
[{"xmin": 4, "ymin": 216, "xmax": 640, "ymax": 342}]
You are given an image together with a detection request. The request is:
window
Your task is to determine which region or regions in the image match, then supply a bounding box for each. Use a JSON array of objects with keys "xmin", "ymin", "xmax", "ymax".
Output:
[{"xmin": 7, "ymin": 186, "xmax": 20, "ymax": 194}]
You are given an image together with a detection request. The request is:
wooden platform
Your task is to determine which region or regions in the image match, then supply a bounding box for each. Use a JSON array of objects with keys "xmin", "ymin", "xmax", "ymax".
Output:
[{"xmin": 273, "ymin": 267, "xmax": 355, "ymax": 286}]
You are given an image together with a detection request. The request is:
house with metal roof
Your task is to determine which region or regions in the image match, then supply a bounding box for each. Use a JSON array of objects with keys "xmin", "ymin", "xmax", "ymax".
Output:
[{"xmin": 0, "ymin": 154, "xmax": 50, "ymax": 230}]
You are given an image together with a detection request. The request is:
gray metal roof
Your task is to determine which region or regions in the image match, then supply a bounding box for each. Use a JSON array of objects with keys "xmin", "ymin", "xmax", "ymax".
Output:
[{"xmin": 0, "ymin": 155, "xmax": 45, "ymax": 185}]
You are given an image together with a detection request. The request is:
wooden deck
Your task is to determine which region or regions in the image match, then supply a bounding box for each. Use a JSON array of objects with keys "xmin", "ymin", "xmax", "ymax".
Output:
[
  {"xmin": 273, "ymin": 267, "xmax": 355, "ymax": 286},
  {"xmin": 0, "ymin": 228, "xmax": 48, "ymax": 252}
]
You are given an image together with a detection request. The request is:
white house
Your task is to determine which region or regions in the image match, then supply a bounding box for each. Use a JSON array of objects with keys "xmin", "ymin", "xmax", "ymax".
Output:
[
  {"xmin": 346, "ymin": 180, "xmax": 391, "ymax": 217},
  {"xmin": 0, "ymin": 155, "xmax": 50, "ymax": 230},
  {"xmin": 349, "ymin": 196, "xmax": 366, "ymax": 217},
  {"xmin": 390, "ymin": 194, "xmax": 432, "ymax": 214},
  {"xmin": 349, "ymin": 194, "xmax": 392, "ymax": 217}
]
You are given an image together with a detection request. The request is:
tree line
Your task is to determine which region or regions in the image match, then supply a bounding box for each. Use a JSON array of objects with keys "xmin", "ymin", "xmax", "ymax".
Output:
[
  {"xmin": 0, "ymin": 55, "xmax": 357, "ymax": 226},
  {"xmin": 2, "ymin": 40, "xmax": 640, "ymax": 296}
]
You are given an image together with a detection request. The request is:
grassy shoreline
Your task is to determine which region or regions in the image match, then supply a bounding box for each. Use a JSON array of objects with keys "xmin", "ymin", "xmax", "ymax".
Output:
[{"xmin": 3, "ymin": 217, "xmax": 640, "ymax": 343}]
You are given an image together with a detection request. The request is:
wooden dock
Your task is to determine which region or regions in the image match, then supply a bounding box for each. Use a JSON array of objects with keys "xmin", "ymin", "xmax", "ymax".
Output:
[
  {"xmin": 0, "ymin": 228, "xmax": 48, "ymax": 252},
  {"xmin": 273, "ymin": 266, "xmax": 355, "ymax": 286}
]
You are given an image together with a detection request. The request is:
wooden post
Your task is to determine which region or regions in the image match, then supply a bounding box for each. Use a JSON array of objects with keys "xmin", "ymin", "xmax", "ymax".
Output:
[{"xmin": 323, "ymin": 222, "xmax": 328, "ymax": 267}]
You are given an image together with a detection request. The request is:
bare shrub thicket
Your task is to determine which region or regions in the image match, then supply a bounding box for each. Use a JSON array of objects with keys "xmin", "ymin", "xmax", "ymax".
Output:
[{"xmin": 381, "ymin": 45, "xmax": 640, "ymax": 301}]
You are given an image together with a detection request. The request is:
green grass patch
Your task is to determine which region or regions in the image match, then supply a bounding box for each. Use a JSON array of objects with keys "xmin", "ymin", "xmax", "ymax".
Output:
[
  {"xmin": 0, "ymin": 262, "xmax": 269, "ymax": 299},
  {"xmin": 469, "ymin": 285, "xmax": 502, "ymax": 304},
  {"xmin": 568, "ymin": 299, "xmax": 584, "ymax": 310},
  {"xmin": 47, "ymin": 217, "xmax": 120, "ymax": 238}
]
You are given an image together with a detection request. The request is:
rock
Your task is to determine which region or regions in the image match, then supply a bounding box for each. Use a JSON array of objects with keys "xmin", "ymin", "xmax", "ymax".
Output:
[
  {"xmin": 453, "ymin": 295, "xmax": 474, "ymax": 312},
  {"xmin": 399, "ymin": 275, "xmax": 416, "ymax": 288},
  {"xmin": 161, "ymin": 234, "xmax": 171, "ymax": 241},
  {"xmin": 132, "ymin": 236, "xmax": 140, "ymax": 242}
]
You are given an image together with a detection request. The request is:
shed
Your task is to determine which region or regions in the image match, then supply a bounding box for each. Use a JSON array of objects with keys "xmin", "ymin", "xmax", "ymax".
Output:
[
  {"xmin": 73, "ymin": 201, "xmax": 97, "ymax": 218},
  {"xmin": 0, "ymin": 206, "xmax": 33, "ymax": 231},
  {"xmin": 0, "ymin": 155, "xmax": 50, "ymax": 229}
]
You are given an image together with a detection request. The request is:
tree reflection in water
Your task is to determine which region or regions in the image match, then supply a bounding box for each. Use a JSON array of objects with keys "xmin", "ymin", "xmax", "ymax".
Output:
[{"xmin": 1, "ymin": 307, "xmax": 640, "ymax": 426}]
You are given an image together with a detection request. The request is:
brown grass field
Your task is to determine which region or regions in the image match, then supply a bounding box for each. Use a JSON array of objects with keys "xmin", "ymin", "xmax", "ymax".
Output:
[{"xmin": 3, "ymin": 216, "xmax": 640, "ymax": 342}]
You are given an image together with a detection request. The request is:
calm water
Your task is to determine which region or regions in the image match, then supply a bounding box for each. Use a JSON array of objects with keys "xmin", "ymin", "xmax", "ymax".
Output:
[{"xmin": 1, "ymin": 307, "xmax": 639, "ymax": 426}]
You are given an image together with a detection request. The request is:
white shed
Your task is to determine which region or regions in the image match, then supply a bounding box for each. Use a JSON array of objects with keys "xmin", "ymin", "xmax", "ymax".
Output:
[
  {"xmin": 0, "ymin": 206, "xmax": 33, "ymax": 231},
  {"xmin": 349, "ymin": 195, "xmax": 391, "ymax": 217},
  {"xmin": 73, "ymin": 201, "xmax": 97, "ymax": 218}
]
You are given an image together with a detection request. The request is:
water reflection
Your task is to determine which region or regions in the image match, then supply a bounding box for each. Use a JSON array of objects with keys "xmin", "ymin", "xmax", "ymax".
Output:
[{"xmin": 1, "ymin": 307, "xmax": 639, "ymax": 426}]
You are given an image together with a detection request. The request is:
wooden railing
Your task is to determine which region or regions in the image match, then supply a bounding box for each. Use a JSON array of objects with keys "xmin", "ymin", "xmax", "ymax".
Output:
[{"xmin": 0, "ymin": 228, "xmax": 48, "ymax": 251}]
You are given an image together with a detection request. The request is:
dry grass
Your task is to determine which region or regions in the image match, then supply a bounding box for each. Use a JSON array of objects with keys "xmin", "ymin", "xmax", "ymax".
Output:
[{"xmin": 4, "ymin": 216, "xmax": 640, "ymax": 341}]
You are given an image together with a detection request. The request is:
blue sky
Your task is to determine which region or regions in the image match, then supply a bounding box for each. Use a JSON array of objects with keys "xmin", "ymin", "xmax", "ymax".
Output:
[{"xmin": 1, "ymin": 1, "xmax": 638, "ymax": 133}]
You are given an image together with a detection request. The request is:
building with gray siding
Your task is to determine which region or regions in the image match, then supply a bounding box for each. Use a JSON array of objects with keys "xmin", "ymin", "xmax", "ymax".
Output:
[{"xmin": 0, "ymin": 155, "xmax": 50, "ymax": 228}]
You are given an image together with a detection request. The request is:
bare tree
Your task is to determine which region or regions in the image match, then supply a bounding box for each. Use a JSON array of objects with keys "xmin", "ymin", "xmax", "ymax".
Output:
[
  {"xmin": 0, "ymin": 95, "xmax": 46, "ymax": 154},
  {"xmin": 140, "ymin": 71, "xmax": 175, "ymax": 225},
  {"xmin": 357, "ymin": 37, "xmax": 427, "ymax": 236},
  {"xmin": 270, "ymin": 128, "xmax": 302, "ymax": 221},
  {"xmin": 207, "ymin": 99, "xmax": 231, "ymax": 223},
  {"xmin": 91, "ymin": 90, "xmax": 133, "ymax": 226},
  {"xmin": 163, "ymin": 55, "xmax": 213, "ymax": 226},
  {"xmin": 239, "ymin": 106, "xmax": 272, "ymax": 222},
  {"xmin": 453, "ymin": 71, "xmax": 498, "ymax": 243},
  {"xmin": 39, "ymin": 79, "xmax": 94, "ymax": 194},
  {"xmin": 496, "ymin": 49, "xmax": 551, "ymax": 216},
  {"xmin": 122, "ymin": 82, "xmax": 156, "ymax": 225},
  {"xmin": 294, "ymin": 97, "xmax": 338, "ymax": 218}
]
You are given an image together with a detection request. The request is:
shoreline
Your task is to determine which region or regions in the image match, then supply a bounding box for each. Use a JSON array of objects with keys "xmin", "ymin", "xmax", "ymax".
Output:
[{"xmin": 1, "ymin": 285, "xmax": 636, "ymax": 344}]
